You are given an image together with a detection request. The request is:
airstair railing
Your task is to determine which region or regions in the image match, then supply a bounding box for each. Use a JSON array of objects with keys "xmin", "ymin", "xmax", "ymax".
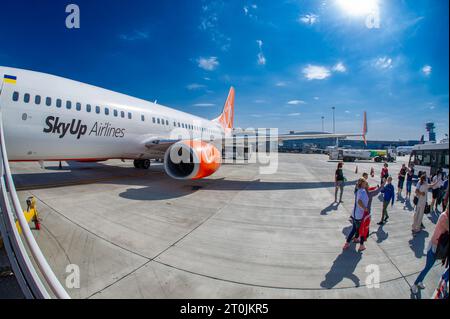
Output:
[{"xmin": 0, "ymin": 111, "xmax": 70, "ymax": 299}]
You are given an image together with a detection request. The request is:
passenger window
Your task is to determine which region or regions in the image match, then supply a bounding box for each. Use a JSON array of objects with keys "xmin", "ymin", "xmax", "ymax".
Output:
[
  {"xmin": 76, "ymin": 102, "xmax": 81, "ymax": 111},
  {"xmin": 152, "ymin": 117, "xmax": 156, "ymax": 123},
  {"xmin": 105, "ymin": 108, "xmax": 110, "ymax": 115},
  {"xmin": 96, "ymin": 106, "xmax": 100, "ymax": 114},
  {"xmin": 182, "ymin": 123, "xmax": 184, "ymax": 128},
  {"xmin": 114, "ymin": 109, "xmax": 118, "ymax": 117},
  {"xmin": 66, "ymin": 101, "xmax": 72, "ymax": 109},
  {"xmin": 35, "ymin": 95, "xmax": 41, "ymax": 105},
  {"xmin": 157, "ymin": 118, "xmax": 161, "ymax": 124},
  {"xmin": 46, "ymin": 97, "xmax": 52, "ymax": 106},
  {"xmin": 128, "ymin": 112, "xmax": 132, "ymax": 119},
  {"xmin": 56, "ymin": 99, "xmax": 62, "ymax": 108},
  {"xmin": 121, "ymin": 111, "xmax": 125, "ymax": 118},
  {"xmin": 86, "ymin": 104, "xmax": 91, "ymax": 112},
  {"xmin": 178, "ymin": 122, "xmax": 180, "ymax": 127},
  {"xmin": 141, "ymin": 115, "xmax": 145, "ymax": 122},
  {"xmin": 166, "ymin": 120, "xmax": 169, "ymax": 125},
  {"xmin": 12, "ymin": 91, "xmax": 19, "ymax": 102},
  {"xmin": 24, "ymin": 93, "xmax": 30, "ymax": 103}
]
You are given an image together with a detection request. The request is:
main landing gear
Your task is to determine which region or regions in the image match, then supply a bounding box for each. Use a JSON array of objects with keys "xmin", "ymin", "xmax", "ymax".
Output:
[{"xmin": 133, "ymin": 159, "xmax": 151, "ymax": 169}]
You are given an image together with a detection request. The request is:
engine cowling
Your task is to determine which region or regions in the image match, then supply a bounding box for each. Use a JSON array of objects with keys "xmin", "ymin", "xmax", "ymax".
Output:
[{"xmin": 164, "ymin": 140, "xmax": 222, "ymax": 180}]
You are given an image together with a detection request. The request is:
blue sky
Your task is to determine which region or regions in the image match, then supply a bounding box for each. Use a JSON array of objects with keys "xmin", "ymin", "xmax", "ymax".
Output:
[{"xmin": 0, "ymin": 0, "xmax": 448, "ymax": 140}]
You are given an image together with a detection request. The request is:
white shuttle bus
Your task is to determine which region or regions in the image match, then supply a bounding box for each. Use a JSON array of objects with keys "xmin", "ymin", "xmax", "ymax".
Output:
[{"xmin": 408, "ymin": 142, "xmax": 449, "ymax": 177}]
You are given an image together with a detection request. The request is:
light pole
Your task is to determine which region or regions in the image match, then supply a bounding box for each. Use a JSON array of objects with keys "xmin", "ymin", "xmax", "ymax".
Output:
[
  {"xmin": 321, "ymin": 116, "xmax": 325, "ymax": 132},
  {"xmin": 331, "ymin": 107, "xmax": 336, "ymax": 133}
]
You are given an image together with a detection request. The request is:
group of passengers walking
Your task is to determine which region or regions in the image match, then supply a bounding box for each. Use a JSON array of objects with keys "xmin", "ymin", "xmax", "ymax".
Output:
[{"xmin": 333, "ymin": 161, "xmax": 449, "ymax": 298}]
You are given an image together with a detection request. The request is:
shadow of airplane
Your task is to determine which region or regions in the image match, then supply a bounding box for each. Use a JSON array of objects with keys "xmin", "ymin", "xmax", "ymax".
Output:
[{"xmin": 12, "ymin": 160, "xmax": 359, "ymax": 202}]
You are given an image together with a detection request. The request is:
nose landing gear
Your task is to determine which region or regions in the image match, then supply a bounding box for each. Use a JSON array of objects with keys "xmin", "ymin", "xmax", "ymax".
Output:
[{"xmin": 133, "ymin": 159, "xmax": 151, "ymax": 169}]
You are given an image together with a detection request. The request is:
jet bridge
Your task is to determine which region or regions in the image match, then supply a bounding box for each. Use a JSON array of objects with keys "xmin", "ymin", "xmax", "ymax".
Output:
[{"xmin": 0, "ymin": 109, "xmax": 69, "ymax": 298}]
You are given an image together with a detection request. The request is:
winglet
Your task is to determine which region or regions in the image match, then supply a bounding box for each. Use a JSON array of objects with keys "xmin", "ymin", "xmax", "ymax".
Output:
[
  {"xmin": 363, "ymin": 111, "xmax": 368, "ymax": 146},
  {"xmin": 213, "ymin": 87, "xmax": 235, "ymax": 132}
]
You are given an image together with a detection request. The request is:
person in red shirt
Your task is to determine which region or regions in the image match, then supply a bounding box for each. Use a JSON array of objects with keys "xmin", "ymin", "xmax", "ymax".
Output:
[{"xmin": 380, "ymin": 163, "xmax": 389, "ymax": 184}]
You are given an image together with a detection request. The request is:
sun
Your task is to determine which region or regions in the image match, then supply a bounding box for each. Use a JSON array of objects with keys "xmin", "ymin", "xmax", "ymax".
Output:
[{"xmin": 336, "ymin": 0, "xmax": 379, "ymax": 16}]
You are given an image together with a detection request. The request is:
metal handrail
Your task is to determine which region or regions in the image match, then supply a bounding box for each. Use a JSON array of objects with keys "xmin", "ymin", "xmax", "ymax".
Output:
[{"xmin": 0, "ymin": 111, "xmax": 70, "ymax": 299}]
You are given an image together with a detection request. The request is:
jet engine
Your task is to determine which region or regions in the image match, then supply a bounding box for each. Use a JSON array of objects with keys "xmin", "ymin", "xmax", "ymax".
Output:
[{"xmin": 164, "ymin": 140, "xmax": 222, "ymax": 180}]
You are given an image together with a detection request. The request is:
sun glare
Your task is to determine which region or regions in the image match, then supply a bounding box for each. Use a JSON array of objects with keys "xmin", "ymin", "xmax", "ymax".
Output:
[{"xmin": 336, "ymin": 0, "xmax": 379, "ymax": 16}]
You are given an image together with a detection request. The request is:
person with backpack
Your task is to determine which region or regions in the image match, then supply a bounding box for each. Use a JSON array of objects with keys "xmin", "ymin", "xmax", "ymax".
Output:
[
  {"xmin": 343, "ymin": 177, "xmax": 369, "ymax": 252},
  {"xmin": 412, "ymin": 174, "xmax": 440, "ymax": 234},
  {"xmin": 380, "ymin": 163, "xmax": 389, "ymax": 185},
  {"xmin": 378, "ymin": 176, "xmax": 395, "ymax": 225},
  {"xmin": 411, "ymin": 208, "xmax": 449, "ymax": 294},
  {"xmin": 397, "ymin": 164, "xmax": 407, "ymax": 198},
  {"xmin": 406, "ymin": 164, "xmax": 415, "ymax": 200},
  {"xmin": 334, "ymin": 162, "xmax": 345, "ymax": 203}
]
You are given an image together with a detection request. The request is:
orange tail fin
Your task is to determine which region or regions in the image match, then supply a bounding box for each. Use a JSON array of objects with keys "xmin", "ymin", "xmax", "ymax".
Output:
[{"xmin": 214, "ymin": 87, "xmax": 235, "ymax": 132}]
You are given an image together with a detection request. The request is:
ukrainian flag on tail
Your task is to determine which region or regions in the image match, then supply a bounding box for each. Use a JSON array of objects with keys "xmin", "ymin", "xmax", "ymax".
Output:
[{"xmin": 3, "ymin": 74, "xmax": 17, "ymax": 84}]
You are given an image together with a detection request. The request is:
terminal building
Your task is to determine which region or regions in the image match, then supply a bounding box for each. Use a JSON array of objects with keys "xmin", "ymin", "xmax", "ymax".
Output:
[{"xmin": 279, "ymin": 131, "xmax": 420, "ymax": 152}]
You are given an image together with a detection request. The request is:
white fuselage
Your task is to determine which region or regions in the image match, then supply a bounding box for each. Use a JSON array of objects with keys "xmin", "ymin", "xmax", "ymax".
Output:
[{"xmin": 0, "ymin": 66, "xmax": 225, "ymax": 161}]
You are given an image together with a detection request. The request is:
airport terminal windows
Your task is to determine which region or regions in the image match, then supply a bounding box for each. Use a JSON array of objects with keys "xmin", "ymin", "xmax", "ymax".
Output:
[
  {"xmin": 56, "ymin": 99, "xmax": 62, "ymax": 108},
  {"xmin": 35, "ymin": 95, "xmax": 41, "ymax": 105},
  {"xmin": 76, "ymin": 102, "xmax": 82, "ymax": 111},
  {"xmin": 66, "ymin": 101, "xmax": 72, "ymax": 109},
  {"xmin": 46, "ymin": 97, "xmax": 52, "ymax": 106},
  {"xmin": 12, "ymin": 91, "xmax": 19, "ymax": 101}
]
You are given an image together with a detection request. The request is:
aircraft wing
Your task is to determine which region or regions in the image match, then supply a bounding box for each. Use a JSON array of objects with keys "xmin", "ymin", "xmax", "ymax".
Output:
[{"xmin": 227, "ymin": 111, "xmax": 368, "ymax": 145}]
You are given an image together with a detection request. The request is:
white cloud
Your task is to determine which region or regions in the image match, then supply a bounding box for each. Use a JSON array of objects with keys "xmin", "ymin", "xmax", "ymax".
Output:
[
  {"xmin": 298, "ymin": 14, "xmax": 319, "ymax": 25},
  {"xmin": 275, "ymin": 81, "xmax": 287, "ymax": 87},
  {"xmin": 288, "ymin": 113, "xmax": 301, "ymax": 116},
  {"xmin": 257, "ymin": 53, "xmax": 266, "ymax": 65},
  {"xmin": 193, "ymin": 103, "xmax": 215, "ymax": 107},
  {"xmin": 256, "ymin": 40, "xmax": 266, "ymax": 65},
  {"xmin": 374, "ymin": 56, "xmax": 393, "ymax": 69},
  {"xmin": 314, "ymin": 96, "xmax": 320, "ymax": 100},
  {"xmin": 422, "ymin": 65, "xmax": 432, "ymax": 76},
  {"xmin": 287, "ymin": 100, "xmax": 306, "ymax": 105},
  {"xmin": 197, "ymin": 57, "xmax": 219, "ymax": 71},
  {"xmin": 302, "ymin": 65, "xmax": 331, "ymax": 80},
  {"xmin": 119, "ymin": 30, "xmax": 149, "ymax": 41},
  {"xmin": 254, "ymin": 99, "xmax": 267, "ymax": 104},
  {"xmin": 186, "ymin": 83, "xmax": 206, "ymax": 90},
  {"xmin": 345, "ymin": 110, "xmax": 351, "ymax": 114},
  {"xmin": 332, "ymin": 62, "xmax": 347, "ymax": 73}
]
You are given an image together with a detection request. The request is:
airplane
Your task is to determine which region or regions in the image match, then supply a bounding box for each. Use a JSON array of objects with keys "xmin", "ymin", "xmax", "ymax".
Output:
[{"xmin": 0, "ymin": 66, "xmax": 367, "ymax": 180}]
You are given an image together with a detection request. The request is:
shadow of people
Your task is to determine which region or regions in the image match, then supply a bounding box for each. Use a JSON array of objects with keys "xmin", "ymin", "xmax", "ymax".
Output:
[
  {"xmin": 404, "ymin": 199, "xmax": 414, "ymax": 212},
  {"xmin": 397, "ymin": 193, "xmax": 405, "ymax": 204},
  {"xmin": 371, "ymin": 225, "xmax": 389, "ymax": 243},
  {"xmin": 427, "ymin": 210, "xmax": 440, "ymax": 225},
  {"xmin": 320, "ymin": 249, "xmax": 362, "ymax": 289},
  {"xmin": 408, "ymin": 230, "xmax": 429, "ymax": 258},
  {"xmin": 320, "ymin": 202, "xmax": 339, "ymax": 215}
]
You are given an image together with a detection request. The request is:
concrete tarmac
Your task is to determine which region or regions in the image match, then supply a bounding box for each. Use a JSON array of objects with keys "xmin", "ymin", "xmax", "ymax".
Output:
[{"xmin": 10, "ymin": 154, "xmax": 445, "ymax": 299}]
